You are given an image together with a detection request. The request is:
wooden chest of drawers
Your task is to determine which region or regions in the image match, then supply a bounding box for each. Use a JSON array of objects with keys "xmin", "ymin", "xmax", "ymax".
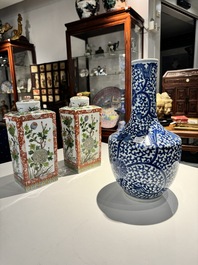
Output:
[{"xmin": 162, "ymin": 69, "xmax": 198, "ymax": 117}]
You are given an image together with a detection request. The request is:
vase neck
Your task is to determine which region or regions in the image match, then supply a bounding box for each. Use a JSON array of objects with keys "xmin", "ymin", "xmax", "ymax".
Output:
[{"xmin": 120, "ymin": 60, "xmax": 158, "ymax": 139}]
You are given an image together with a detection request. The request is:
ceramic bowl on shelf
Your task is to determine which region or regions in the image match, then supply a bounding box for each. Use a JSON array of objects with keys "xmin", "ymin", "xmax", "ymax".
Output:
[{"xmin": 0, "ymin": 80, "xmax": 13, "ymax": 93}]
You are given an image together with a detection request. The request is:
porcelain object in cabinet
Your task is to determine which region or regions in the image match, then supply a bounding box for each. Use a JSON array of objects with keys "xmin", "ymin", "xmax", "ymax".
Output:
[{"xmin": 75, "ymin": 0, "xmax": 100, "ymax": 19}]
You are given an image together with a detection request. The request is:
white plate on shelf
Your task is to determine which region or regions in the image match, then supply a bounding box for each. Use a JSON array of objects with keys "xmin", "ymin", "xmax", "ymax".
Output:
[
  {"xmin": 92, "ymin": 86, "xmax": 121, "ymax": 129},
  {"xmin": 92, "ymin": 86, "xmax": 121, "ymax": 108}
]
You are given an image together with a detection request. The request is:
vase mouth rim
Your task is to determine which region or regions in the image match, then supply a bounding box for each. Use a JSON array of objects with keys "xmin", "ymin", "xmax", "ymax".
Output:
[{"xmin": 132, "ymin": 58, "xmax": 158, "ymax": 64}]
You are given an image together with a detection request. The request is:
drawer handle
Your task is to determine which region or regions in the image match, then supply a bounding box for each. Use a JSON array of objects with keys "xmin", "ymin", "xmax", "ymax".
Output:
[{"xmin": 186, "ymin": 78, "xmax": 190, "ymax": 82}]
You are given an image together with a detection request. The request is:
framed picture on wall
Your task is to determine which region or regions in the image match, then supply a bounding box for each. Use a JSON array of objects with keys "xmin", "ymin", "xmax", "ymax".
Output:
[
  {"xmin": 48, "ymin": 95, "xmax": 53, "ymax": 102},
  {"xmin": 48, "ymin": 89, "xmax": 53, "ymax": 95},
  {"xmin": 47, "ymin": 72, "xmax": 52, "ymax": 88},
  {"xmin": 40, "ymin": 73, "xmax": 46, "ymax": 88},
  {"xmin": 60, "ymin": 62, "xmax": 65, "ymax": 69},
  {"xmin": 41, "ymin": 89, "xmax": 46, "ymax": 95},
  {"xmin": 53, "ymin": 71, "xmax": 59, "ymax": 87},
  {"xmin": 31, "ymin": 65, "xmax": 38, "ymax": 73},
  {"xmin": 46, "ymin": 64, "xmax": 51, "ymax": 71},
  {"xmin": 42, "ymin": 95, "xmax": 47, "ymax": 102},
  {"xmin": 33, "ymin": 89, "xmax": 40, "ymax": 95},
  {"xmin": 34, "ymin": 95, "xmax": 40, "ymax": 101},
  {"xmin": 60, "ymin": 71, "xmax": 66, "ymax": 83},
  {"xmin": 30, "ymin": 60, "xmax": 69, "ymax": 109},
  {"xmin": 39, "ymin": 65, "xmax": 45, "ymax": 72},
  {"xmin": 53, "ymin": 63, "xmax": 58, "ymax": 70},
  {"xmin": 55, "ymin": 95, "xmax": 60, "ymax": 101}
]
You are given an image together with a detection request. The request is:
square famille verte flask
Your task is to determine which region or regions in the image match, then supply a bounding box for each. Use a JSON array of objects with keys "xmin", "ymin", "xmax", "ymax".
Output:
[
  {"xmin": 59, "ymin": 95, "xmax": 101, "ymax": 173},
  {"xmin": 4, "ymin": 99, "xmax": 58, "ymax": 191}
]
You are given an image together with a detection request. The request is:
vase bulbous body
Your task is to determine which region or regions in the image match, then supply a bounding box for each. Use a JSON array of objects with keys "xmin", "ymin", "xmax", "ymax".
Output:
[
  {"xmin": 75, "ymin": 0, "xmax": 100, "ymax": 19},
  {"xmin": 108, "ymin": 59, "xmax": 182, "ymax": 201}
]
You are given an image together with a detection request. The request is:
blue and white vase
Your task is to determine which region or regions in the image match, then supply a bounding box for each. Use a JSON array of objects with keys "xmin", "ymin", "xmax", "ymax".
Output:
[
  {"xmin": 108, "ymin": 58, "xmax": 182, "ymax": 201},
  {"xmin": 75, "ymin": 0, "xmax": 100, "ymax": 19}
]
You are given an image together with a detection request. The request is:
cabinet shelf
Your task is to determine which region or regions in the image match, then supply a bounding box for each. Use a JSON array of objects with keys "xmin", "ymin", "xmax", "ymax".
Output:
[
  {"xmin": 76, "ymin": 50, "xmax": 125, "ymax": 59},
  {"xmin": 88, "ymin": 74, "xmax": 123, "ymax": 77}
]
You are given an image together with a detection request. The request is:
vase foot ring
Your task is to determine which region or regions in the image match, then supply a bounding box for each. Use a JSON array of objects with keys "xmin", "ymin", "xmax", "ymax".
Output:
[{"xmin": 123, "ymin": 191, "xmax": 163, "ymax": 203}]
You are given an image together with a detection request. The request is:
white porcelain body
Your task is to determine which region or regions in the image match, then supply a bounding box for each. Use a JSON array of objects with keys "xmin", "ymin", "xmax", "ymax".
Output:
[{"xmin": 4, "ymin": 110, "xmax": 58, "ymax": 191}]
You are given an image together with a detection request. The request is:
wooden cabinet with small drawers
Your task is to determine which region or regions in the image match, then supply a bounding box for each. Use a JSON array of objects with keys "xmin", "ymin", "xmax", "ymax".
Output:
[{"xmin": 162, "ymin": 69, "xmax": 198, "ymax": 117}]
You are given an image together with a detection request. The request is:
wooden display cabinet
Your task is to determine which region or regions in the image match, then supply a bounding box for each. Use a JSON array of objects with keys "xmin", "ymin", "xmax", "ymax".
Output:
[
  {"xmin": 162, "ymin": 68, "xmax": 198, "ymax": 117},
  {"xmin": 0, "ymin": 39, "xmax": 36, "ymax": 115},
  {"xmin": 65, "ymin": 7, "xmax": 144, "ymax": 142}
]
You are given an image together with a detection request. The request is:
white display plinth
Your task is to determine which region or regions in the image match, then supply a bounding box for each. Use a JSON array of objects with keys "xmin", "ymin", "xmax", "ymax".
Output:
[{"xmin": 0, "ymin": 143, "xmax": 198, "ymax": 265}]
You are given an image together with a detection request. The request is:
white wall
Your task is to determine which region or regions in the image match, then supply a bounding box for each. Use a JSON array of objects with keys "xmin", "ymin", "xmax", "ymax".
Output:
[
  {"xmin": 0, "ymin": 0, "xmax": 151, "ymax": 64},
  {"xmin": 127, "ymin": 0, "xmax": 161, "ymax": 90},
  {"xmin": 0, "ymin": 0, "xmax": 79, "ymax": 63},
  {"xmin": 127, "ymin": 0, "xmax": 149, "ymax": 58},
  {"xmin": 127, "ymin": 0, "xmax": 161, "ymax": 60},
  {"xmin": 0, "ymin": 0, "xmax": 160, "ymax": 91}
]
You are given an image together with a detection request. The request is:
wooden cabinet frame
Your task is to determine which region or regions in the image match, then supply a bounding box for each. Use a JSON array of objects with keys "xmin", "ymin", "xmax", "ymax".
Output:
[
  {"xmin": 0, "ymin": 39, "xmax": 36, "ymax": 103},
  {"xmin": 163, "ymin": 68, "xmax": 198, "ymax": 117}
]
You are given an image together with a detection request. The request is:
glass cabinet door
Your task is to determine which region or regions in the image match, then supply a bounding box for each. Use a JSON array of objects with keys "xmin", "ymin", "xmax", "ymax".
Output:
[
  {"xmin": 0, "ymin": 52, "xmax": 12, "ymax": 121},
  {"xmin": 0, "ymin": 39, "xmax": 36, "ymax": 121},
  {"xmin": 74, "ymin": 23, "xmax": 143, "ymax": 102},
  {"xmin": 13, "ymin": 48, "xmax": 35, "ymax": 101}
]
